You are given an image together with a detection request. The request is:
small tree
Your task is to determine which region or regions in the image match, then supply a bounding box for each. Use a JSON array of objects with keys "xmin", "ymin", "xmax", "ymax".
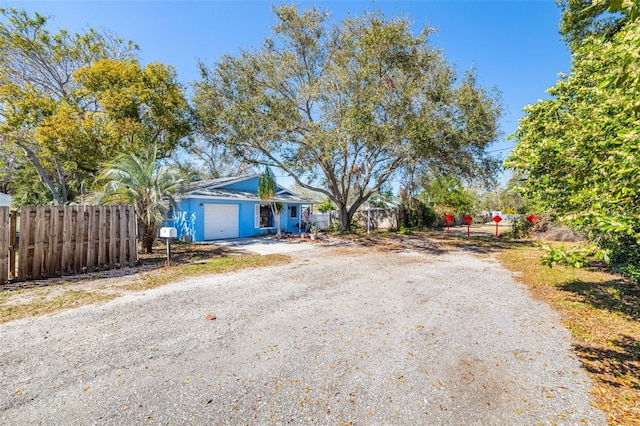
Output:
[
  {"xmin": 258, "ymin": 166, "xmax": 283, "ymax": 237},
  {"xmin": 95, "ymin": 147, "xmax": 184, "ymax": 253}
]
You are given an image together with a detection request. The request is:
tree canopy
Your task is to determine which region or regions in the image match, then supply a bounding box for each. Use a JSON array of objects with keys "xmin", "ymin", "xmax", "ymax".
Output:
[
  {"xmin": 506, "ymin": 13, "xmax": 640, "ymax": 280},
  {"xmin": 558, "ymin": 0, "xmax": 629, "ymax": 49},
  {"xmin": 418, "ymin": 176, "xmax": 477, "ymax": 216},
  {"xmin": 0, "ymin": 8, "xmax": 192, "ymax": 205},
  {"xmin": 193, "ymin": 5, "xmax": 502, "ymax": 231}
]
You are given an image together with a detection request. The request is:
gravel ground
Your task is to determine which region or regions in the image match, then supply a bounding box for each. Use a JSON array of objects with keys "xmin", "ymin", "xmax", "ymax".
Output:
[{"xmin": 0, "ymin": 243, "xmax": 606, "ymax": 425}]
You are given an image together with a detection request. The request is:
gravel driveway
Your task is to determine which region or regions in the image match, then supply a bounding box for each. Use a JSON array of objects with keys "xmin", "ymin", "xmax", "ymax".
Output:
[{"xmin": 0, "ymin": 242, "xmax": 606, "ymax": 425}]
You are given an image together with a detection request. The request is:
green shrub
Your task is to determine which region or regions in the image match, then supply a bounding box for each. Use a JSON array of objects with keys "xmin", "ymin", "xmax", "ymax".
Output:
[
  {"xmin": 509, "ymin": 215, "xmax": 532, "ymax": 239},
  {"xmin": 539, "ymin": 243, "xmax": 610, "ymax": 269},
  {"xmin": 399, "ymin": 199, "xmax": 437, "ymax": 230},
  {"xmin": 399, "ymin": 226, "xmax": 413, "ymax": 235},
  {"xmin": 317, "ymin": 200, "xmax": 336, "ymax": 212},
  {"xmin": 599, "ymin": 232, "xmax": 640, "ymax": 282}
]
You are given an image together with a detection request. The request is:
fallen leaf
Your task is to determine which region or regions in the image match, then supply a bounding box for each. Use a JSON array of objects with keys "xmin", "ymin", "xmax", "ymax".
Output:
[{"xmin": 205, "ymin": 315, "xmax": 217, "ymax": 321}]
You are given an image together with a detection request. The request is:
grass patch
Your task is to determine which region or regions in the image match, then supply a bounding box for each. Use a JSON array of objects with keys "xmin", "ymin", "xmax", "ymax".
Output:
[
  {"xmin": 123, "ymin": 253, "xmax": 290, "ymax": 292},
  {"xmin": 497, "ymin": 245, "xmax": 640, "ymax": 425},
  {"xmin": 0, "ymin": 290, "xmax": 117, "ymax": 324}
]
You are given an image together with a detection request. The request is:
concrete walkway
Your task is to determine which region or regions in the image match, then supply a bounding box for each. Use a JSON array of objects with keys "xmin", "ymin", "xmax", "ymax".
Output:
[{"xmin": 209, "ymin": 236, "xmax": 318, "ymax": 255}]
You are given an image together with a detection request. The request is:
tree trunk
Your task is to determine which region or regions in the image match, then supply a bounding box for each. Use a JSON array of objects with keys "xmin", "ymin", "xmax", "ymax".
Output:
[
  {"xmin": 54, "ymin": 158, "xmax": 69, "ymax": 204},
  {"xmin": 18, "ymin": 142, "xmax": 64, "ymax": 205},
  {"xmin": 142, "ymin": 225, "xmax": 157, "ymax": 253},
  {"xmin": 270, "ymin": 203, "xmax": 282, "ymax": 238},
  {"xmin": 338, "ymin": 204, "xmax": 352, "ymax": 233}
]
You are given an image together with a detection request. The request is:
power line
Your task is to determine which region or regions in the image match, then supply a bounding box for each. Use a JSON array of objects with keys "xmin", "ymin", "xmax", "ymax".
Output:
[{"xmin": 486, "ymin": 145, "xmax": 516, "ymax": 154}]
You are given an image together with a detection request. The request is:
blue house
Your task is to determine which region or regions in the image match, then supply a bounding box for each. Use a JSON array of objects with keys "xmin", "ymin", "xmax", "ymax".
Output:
[{"xmin": 171, "ymin": 175, "xmax": 318, "ymax": 241}]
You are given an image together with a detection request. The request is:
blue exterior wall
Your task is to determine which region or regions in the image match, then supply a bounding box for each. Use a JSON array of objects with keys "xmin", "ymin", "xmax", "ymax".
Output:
[
  {"xmin": 222, "ymin": 177, "xmax": 260, "ymax": 192},
  {"xmin": 171, "ymin": 197, "xmax": 305, "ymax": 241},
  {"xmin": 284, "ymin": 204, "xmax": 302, "ymax": 233},
  {"xmin": 223, "ymin": 176, "xmax": 288, "ymax": 193}
]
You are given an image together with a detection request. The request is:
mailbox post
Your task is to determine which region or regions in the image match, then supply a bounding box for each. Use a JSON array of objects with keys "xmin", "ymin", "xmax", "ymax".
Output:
[{"xmin": 159, "ymin": 227, "xmax": 177, "ymax": 266}]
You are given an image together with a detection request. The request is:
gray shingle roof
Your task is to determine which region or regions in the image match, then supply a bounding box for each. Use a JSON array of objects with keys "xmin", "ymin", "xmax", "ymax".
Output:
[{"xmin": 182, "ymin": 175, "xmax": 319, "ymax": 204}]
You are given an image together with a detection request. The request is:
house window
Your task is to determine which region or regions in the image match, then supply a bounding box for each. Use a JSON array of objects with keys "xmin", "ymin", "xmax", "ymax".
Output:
[
  {"xmin": 259, "ymin": 204, "xmax": 273, "ymax": 228},
  {"xmin": 290, "ymin": 205, "xmax": 298, "ymax": 219}
]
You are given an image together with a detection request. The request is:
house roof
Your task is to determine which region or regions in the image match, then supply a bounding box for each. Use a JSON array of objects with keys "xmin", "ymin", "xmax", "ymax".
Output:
[
  {"xmin": 186, "ymin": 175, "xmax": 259, "ymax": 190},
  {"xmin": 183, "ymin": 175, "xmax": 319, "ymax": 204}
]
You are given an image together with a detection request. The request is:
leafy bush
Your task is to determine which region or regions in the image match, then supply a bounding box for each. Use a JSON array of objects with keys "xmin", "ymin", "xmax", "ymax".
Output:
[
  {"xmin": 327, "ymin": 221, "xmax": 341, "ymax": 233},
  {"xmin": 326, "ymin": 219, "xmax": 361, "ymax": 234},
  {"xmin": 539, "ymin": 243, "xmax": 610, "ymax": 269},
  {"xmin": 399, "ymin": 226, "xmax": 413, "ymax": 235},
  {"xmin": 317, "ymin": 200, "xmax": 336, "ymax": 212},
  {"xmin": 509, "ymin": 215, "xmax": 532, "ymax": 239},
  {"xmin": 399, "ymin": 199, "xmax": 437, "ymax": 230},
  {"xmin": 598, "ymin": 232, "xmax": 640, "ymax": 282}
]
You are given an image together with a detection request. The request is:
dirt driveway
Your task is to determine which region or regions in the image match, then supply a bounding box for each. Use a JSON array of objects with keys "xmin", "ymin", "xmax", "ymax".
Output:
[{"xmin": 0, "ymin": 241, "xmax": 605, "ymax": 425}]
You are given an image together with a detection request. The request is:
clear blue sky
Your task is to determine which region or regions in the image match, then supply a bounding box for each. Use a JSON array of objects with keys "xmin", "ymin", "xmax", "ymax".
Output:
[{"xmin": 5, "ymin": 0, "xmax": 570, "ymax": 184}]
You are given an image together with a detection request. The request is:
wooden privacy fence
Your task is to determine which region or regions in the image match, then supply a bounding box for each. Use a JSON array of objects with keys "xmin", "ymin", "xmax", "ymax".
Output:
[{"xmin": 0, "ymin": 205, "xmax": 138, "ymax": 285}]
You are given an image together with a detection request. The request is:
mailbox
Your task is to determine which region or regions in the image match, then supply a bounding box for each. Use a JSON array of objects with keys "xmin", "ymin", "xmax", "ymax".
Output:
[{"xmin": 159, "ymin": 227, "xmax": 177, "ymax": 239}]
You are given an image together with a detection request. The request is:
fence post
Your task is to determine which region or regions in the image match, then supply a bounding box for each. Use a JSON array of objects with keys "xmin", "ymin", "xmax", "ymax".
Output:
[
  {"xmin": 9, "ymin": 210, "xmax": 17, "ymax": 280},
  {"xmin": 74, "ymin": 205, "xmax": 87, "ymax": 274},
  {"xmin": 0, "ymin": 207, "xmax": 10, "ymax": 285},
  {"xmin": 17, "ymin": 206, "xmax": 33, "ymax": 281},
  {"xmin": 127, "ymin": 206, "xmax": 138, "ymax": 266}
]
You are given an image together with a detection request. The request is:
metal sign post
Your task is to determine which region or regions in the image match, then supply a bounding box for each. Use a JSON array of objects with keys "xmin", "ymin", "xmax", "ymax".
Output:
[
  {"xmin": 464, "ymin": 215, "xmax": 473, "ymax": 237},
  {"xmin": 445, "ymin": 214, "xmax": 453, "ymax": 234},
  {"xmin": 492, "ymin": 215, "xmax": 502, "ymax": 238}
]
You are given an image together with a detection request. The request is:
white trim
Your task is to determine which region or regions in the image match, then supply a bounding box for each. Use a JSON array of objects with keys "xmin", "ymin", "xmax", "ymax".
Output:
[
  {"xmin": 254, "ymin": 204, "xmax": 260, "ymax": 228},
  {"xmin": 179, "ymin": 194, "xmax": 319, "ymax": 203}
]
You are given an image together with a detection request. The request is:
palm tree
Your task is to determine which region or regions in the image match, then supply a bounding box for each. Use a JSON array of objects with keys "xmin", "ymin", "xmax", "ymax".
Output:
[
  {"xmin": 95, "ymin": 148, "xmax": 184, "ymax": 253},
  {"xmin": 258, "ymin": 166, "xmax": 283, "ymax": 237}
]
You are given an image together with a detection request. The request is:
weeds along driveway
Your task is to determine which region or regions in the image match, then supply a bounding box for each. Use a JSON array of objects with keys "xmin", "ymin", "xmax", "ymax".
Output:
[{"xmin": 0, "ymin": 244, "xmax": 606, "ymax": 425}]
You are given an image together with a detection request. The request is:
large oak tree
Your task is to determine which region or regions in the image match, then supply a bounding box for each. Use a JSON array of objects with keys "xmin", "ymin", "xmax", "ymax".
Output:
[{"xmin": 193, "ymin": 5, "xmax": 502, "ymax": 231}]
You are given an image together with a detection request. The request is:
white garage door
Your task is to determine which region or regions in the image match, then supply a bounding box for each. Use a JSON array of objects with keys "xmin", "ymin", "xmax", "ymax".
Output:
[{"xmin": 204, "ymin": 204, "xmax": 239, "ymax": 240}]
